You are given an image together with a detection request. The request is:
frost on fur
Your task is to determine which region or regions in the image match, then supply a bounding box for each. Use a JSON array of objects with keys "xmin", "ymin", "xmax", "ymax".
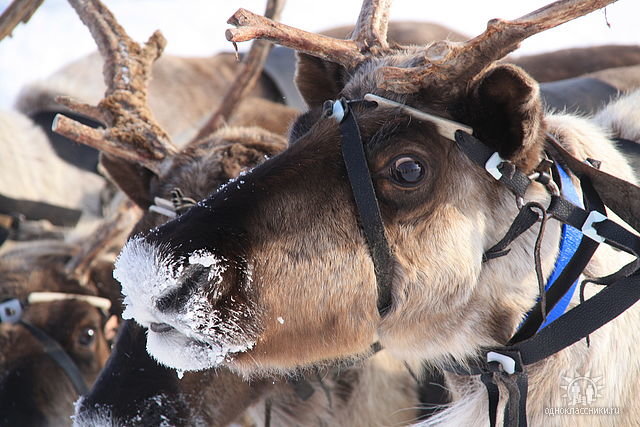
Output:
[{"xmin": 114, "ymin": 237, "xmax": 255, "ymax": 372}]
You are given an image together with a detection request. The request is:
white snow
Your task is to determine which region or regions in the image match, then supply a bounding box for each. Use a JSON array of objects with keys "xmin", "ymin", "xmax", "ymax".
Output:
[
  {"xmin": 188, "ymin": 250, "xmax": 218, "ymax": 268},
  {"xmin": 114, "ymin": 237, "xmax": 256, "ymax": 372}
]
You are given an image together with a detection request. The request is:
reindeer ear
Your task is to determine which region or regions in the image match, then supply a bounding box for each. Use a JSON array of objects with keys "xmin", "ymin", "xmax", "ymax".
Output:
[
  {"xmin": 468, "ymin": 64, "xmax": 545, "ymax": 171},
  {"xmin": 221, "ymin": 135, "xmax": 286, "ymax": 178},
  {"xmin": 295, "ymin": 53, "xmax": 349, "ymax": 108},
  {"xmin": 99, "ymin": 154, "xmax": 156, "ymax": 210}
]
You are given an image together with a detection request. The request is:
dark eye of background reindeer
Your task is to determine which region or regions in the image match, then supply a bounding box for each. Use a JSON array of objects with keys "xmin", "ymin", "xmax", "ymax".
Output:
[
  {"xmin": 78, "ymin": 327, "xmax": 96, "ymax": 347},
  {"xmin": 389, "ymin": 156, "xmax": 425, "ymax": 186}
]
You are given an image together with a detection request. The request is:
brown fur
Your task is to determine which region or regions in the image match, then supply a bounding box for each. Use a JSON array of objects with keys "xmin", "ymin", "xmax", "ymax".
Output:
[
  {"xmin": 0, "ymin": 240, "xmax": 120, "ymax": 426},
  {"xmin": 117, "ymin": 39, "xmax": 640, "ymax": 426},
  {"xmin": 80, "ymin": 118, "xmax": 427, "ymax": 426}
]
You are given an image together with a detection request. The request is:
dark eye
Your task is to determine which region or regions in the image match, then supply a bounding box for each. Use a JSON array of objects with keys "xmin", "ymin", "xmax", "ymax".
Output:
[
  {"xmin": 390, "ymin": 156, "xmax": 425, "ymax": 186},
  {"xmin": 78, "ymin": 327, "xmax": 96, "ymax": 347}
]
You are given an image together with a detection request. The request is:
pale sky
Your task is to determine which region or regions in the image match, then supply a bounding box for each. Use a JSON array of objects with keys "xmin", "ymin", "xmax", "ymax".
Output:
[{"xmin": 0, "ymin": 0, "xmax": 637, "ymax": 108}]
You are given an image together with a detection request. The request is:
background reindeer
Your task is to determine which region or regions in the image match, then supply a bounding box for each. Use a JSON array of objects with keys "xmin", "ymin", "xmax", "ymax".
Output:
[{"xmin": 0, "ymin": 201, "xmax": 137, "ymax": 426}]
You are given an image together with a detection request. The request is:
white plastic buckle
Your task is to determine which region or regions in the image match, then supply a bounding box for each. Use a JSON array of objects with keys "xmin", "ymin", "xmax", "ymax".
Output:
[
  {"xmin": 582, "ymin": 210, "xmax": 607, "ymax": 243},
  {"xmin": 149, "ymin": 197, "xmax": 177, "ymax": 218},
  {"xmin": 332, "ymin": 100, "xmax": 346, "ymax": 123},
  {"xmin": 0, "ymin": 298, "xmax": 22, "ymax": 324},
  {"xmin": 487, "ymin": 351, "xmax": 516, "ymax": 374},
  {"xmin": 485, "ymin": 152, "xmax": 506, "ymax": 180}
]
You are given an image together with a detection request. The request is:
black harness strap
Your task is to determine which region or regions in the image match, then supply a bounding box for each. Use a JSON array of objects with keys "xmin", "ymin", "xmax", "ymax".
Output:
[
  {"xmin": 483, "ymin": 205, "xmax": 541, "ymax": 261},
  {"xmin": 18, "ymin": 319, "xmax": 90, "ymax": 396},
  {"xmin": 334, "ymin": 100, "xmax": 395, "ymax": 315},
  {"xmin": 450, "ymin": 129, "xmax": 640, "ymax": 427},
  {"xmin": 509, "ymin": 177, "xmax": 605, "ymax": 343},
  {"xmin": 328, "ymin": 94, "xmax": 640, "ymax": 425},
  {"xmin": 0, "ymin": 193, "xmax": 82, "ymax": 227},
  {"xmin": 454, "ymin": 130, "xmax": 532, "ymax": 199}
]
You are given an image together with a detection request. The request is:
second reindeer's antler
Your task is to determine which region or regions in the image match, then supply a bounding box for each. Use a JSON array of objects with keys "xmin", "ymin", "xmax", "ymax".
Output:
[
  {"xmin": 227, "ymin": 0, "xmax": 617, "ymax": 94},
  {"xmin": 54, "ymin": 0, "xmax": 285, "ymax": 173},
  {"xmin": 192, "ymin": 0, "xmax": 286, "ymax": 142},
  {"xmin": 52, "ymin": 0, "xmax": 177, "ymax": 174},
  {"xmin": 65, "ymin": 199, "xmax": 141, "ymax": 285}
]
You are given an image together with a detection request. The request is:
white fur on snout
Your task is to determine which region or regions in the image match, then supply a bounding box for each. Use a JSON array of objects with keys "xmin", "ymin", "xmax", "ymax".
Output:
[{"xmin": 113, "ymin": 237, "xmax": 255, "ymax": 372}]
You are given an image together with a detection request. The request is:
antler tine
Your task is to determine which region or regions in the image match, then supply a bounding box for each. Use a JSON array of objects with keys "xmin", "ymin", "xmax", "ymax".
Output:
[
  {"xmin": 191, "ymin": 0, "xmax": 286, "ymax": 142},
  {"xmin": 380, "ymin": 0, "xmax": 617, "ymax": 94},
  {"xmin": 65, "ymin": 199, "xmax": 141, "ymax": 285},
  {"xmin": 350, "ymin": 0, "xmax": 392, "ymax": 52},
  {"xmin": 52, "ymin": 0, "xmax": 177, "ymax": 174},
  {"xmin": 0, "ymin": 0, "xmax": 44, "ymax": 41},
  {"xmin": 227, "ymin": 9, "xmax": 365, "ymax": 68}
]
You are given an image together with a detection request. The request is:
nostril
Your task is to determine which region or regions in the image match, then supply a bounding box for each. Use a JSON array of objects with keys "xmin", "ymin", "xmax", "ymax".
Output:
[
  {"xmin": 150, "ymin": 322, "xmax": 174, "ymax": 333},
  {"xmin": 155, "ymin": 264, "xmax": 209, "ymax": 313}
]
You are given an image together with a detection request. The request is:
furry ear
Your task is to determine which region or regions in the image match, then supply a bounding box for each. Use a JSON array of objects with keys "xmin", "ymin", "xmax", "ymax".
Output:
[
  {"xmin": 220, "ymin": 134, "xmax": 287, "ymax": 179},
  {"xmin": 99, "ymin": 154, "xmax": 155, "ymax": 210},
  {"xmin": 468, "ymin": 64, "xmax": 545, "ymax": 172},
  {"xmin": 295, "ymin": 53, "xmax": 350, "ymax": 108}
]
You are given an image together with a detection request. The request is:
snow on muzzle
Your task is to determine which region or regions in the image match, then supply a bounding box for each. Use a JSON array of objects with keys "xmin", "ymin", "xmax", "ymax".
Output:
[{"xmin": 113, "ymin": 237, "xmax": 256, "ymax": 372}]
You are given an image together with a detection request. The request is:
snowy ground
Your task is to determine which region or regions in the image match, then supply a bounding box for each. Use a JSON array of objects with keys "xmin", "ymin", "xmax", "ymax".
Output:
[{"xmin": 0, "ymin": 0, "xmax": 638, "ymax": 109}]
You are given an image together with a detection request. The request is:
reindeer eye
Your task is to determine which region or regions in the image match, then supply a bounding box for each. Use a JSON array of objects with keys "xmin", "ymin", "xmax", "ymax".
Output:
[
  {"xmin": 390, "ymin": 156, "xmax": 425, "ymax": 186},
  {"xmin": 78, "ymin": 327, "xmax": 96, "ymax": 347}
]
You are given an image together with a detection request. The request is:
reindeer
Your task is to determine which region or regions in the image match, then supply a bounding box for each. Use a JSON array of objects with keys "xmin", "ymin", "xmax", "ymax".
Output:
[
  {"xmin": 4, "ymin": 2, "xmax": 640, "ymax": 250},
  {"xmin": 103, "ymin": 0, "xmax": 640, "ymax": 425},
  {"xmin": 53, "ymin": 1, "xmax": 438, "ymax": 425},
  {"xmin": 0, "ymin": 201, "xmax": 138, "ymax": 426}
]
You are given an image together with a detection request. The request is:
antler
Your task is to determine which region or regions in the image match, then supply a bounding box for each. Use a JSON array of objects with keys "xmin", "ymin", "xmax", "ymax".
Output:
[
  {"xmin": 380, "ymin": 0, "xmax": 617, "ymax": 93},
  {"xmin": 192, "ymin": 0, "xmax": 286, "ymax": 142},
  {"xmin": 350, "ymin": 0, "xmax": 391, "ymax": 52},
  {"xmin": 0, "ymin": 0, "xmax": 44, "ymax": 41},
  {"xmin": 226, "ymin": 0, "xmax": 392, "ymax": 68},
  {"xmin": 65, "ymin": 199, "xmax": 141, "ymax": 285},
  {"xmin": 52, "ymin": 0, "xmax": 177, "ymax": 174},
  {"xmin": 227, "ymin": 0, "xmax": 616, "ymax": 94}
]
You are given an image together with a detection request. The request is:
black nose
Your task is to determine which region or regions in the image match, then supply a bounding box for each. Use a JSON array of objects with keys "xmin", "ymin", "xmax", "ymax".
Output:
[
  {"xmin": 149, "ymin": 322, "xmax": 174, "ymax": 333},
  {"xmin": 155, "ymin": 264, "xmax": 209, "ymax": 313}
]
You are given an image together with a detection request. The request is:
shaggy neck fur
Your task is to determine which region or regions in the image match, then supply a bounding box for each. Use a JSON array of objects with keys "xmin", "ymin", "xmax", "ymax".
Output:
[{"xmin": 416, "ymin": 105, "xmax": 640, "ymax": 426}]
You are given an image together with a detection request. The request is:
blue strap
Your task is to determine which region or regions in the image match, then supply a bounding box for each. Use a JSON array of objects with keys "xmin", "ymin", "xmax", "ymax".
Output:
[{"xmin": 538, "ymin": 163, "xmax": 584, "ymax": 329}]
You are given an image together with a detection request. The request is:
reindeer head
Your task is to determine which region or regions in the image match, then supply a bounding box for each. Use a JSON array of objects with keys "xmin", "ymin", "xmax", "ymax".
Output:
[
  {"xmin": 0, "ymin": 202, "xmax": 134, "ymax": 426},
  {"xmin": 112, "ymin": 0, "xmax": 614, "ymax": 374}
]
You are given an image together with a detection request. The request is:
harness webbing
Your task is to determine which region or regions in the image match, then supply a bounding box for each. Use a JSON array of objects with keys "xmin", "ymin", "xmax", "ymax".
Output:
[
  {"xmin": 451, "ymin": 130, "xmax": 640, "ymax": 427},
  {"xmin": 0, "ymin": 297, "xmax": 99, "ymax": 397},
  {"xmin": 18, "ymin": 319, "xmax": 90, "ymax": 396},
  {"xmin": 327, "ymin": 94, "xmax": 640, "ymax": 426},
  {"xmin": 332, "ymin": 99, "xmax": 395, "ymax": 315}
]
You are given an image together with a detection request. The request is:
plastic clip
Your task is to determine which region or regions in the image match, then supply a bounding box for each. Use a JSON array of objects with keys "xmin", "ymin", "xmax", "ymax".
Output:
[
  {"xmin": 487, "ymin": 351, "xmax": 516, "ymax": 374},
  {"xmin": 582, "ymin": 211, "xmax": 607, "ymax": 243},
  {"xmin": 0, "ymin": 298, "xmax": 22, "ymax": 324},
  {"xmin": 485, "ymin": 152, "xmax": 507, "ymax": 180}
]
